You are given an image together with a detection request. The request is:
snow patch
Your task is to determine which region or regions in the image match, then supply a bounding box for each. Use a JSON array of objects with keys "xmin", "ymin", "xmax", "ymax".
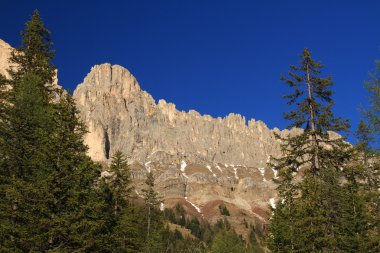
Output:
[
  {"xmin": 269, "ymin": 198, "xmax": 276, "ymax": 209},
  {"xmin": 216, "ymin": 165, "xmax": 223, "ymax": 172},
  {"xmin": 185, "ymin": 198, "xmax": 202, "ymax": 214},
  {"xmin": 180, "ymin": 160, "xmax": 187, "ymax": 172},
  {"xmin": 160, "ymin": 202, "xmax": 165, "ymax": 211},
  {"xmin": 145, "ymin": 161, "xmax": 152, "ymax": 173},
  {"xmin": 233, "ymin": 167, "xmax": 239, "ymax": 180},
  {"xmin": 258, "ymin": 167, "xmax": 266, "ymax": 182},
  {"xmin": 206, "ymin": 165, "xmax": 216, "ymax": 177},
  {"xmin": 272, "ymin": 168, "xmax": 279, "ymax": 179}
]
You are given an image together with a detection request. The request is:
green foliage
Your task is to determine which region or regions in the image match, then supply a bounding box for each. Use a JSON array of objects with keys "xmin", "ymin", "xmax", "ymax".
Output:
[
  {"xmin": 247, "ymin": 225, "xmax": 264, "ymax": 253},
  {"xmin": 268, "ymin": 49, "xmax": 372, "ymax": 252},
  {"xmin": 162, "ymin": 226, "xmax": 205, "ymax": 253},
  {"xmin": 105, "ymin": 150, "xmax": 132, "ymax": 217},
  {"xmin": 208, "ymin": 229, "xmax": 246, "ymax": 253},
  {"xmin": 112, "ymin": 204, "xmax": 145, "ymax": 252},
  {"xmin": 364, "ymin": 60, "xmax": 380, "ymax": 136},
  {"xmin": 8, "ymin": 10, "xmax": 55, "ymax": 85},
  {"xmin": 142, "ymin": 172, "xmax": 164, "ymax": 252},
  {"xmin": 0, "ymin": 11, "xmax": 109, "ymax": 251}
]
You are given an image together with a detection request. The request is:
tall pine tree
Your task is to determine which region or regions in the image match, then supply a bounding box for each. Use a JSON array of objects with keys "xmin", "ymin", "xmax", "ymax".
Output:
[
  {"xmin": 0, "ymin": 10, "xmax": 110, "ymax": 251},
  {"xmin": 269, "ymin": 49, "xmax": 358, "ymax": 252},
  {"xmin": 143, "ymin": 171, "xmax": 164, "ymax": 253}
]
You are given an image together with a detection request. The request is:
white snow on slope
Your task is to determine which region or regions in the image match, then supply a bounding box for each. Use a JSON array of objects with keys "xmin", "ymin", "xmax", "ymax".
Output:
[
  {"xmin": 272, "ymin": 168, "xmax": 279, "ymax": 179},
  {"xmin": 258, "ymin": 167, "xmax": 266, "ymax": 182},
  {"xmin": 269, "ymin": 198, "xmax": 276, "ymax": 209},
  {"xmin": 206, "ymin": 165, "xmax": 216, "ymax": 177},
  {"xmin": 145, "ymin": 161, "xmax": 152, "ymax": 172},
  {"xmin": 180, "ymin": 160, "xmax": 187, "ymax": 172},
  {"xmin": 185, "ymin": 197, "xmax": 202, "ymax": 214},
  {"xmin": 258, "ymin": 167, "xmax": 265, "ymax": 176},
  {"xmin": 233, "ymin": 167, "xmax": 239, "ymax": 180}
]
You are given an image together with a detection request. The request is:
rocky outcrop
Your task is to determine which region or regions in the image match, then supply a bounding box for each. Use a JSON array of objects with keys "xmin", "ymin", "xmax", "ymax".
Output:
[
  {"xmin": 72, "ymin": 63, "xmax": 301, "ymax": 224},
  {"xmin": 73, "ymin": 63, "xmax": 284, "ymax": 168},
  {"xmin": 0, "ymin": 38, "xmax": 299, "ymax": 227}
]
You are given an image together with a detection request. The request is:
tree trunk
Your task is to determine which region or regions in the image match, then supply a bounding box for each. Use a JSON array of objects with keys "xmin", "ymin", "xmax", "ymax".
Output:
[
  {"xmin": 306, "ymin": 63, "xmax": 320, "ymax": 171},
  {"xmin": 147, "ymin": 204, "xmax": 151, "ymax": 253}
]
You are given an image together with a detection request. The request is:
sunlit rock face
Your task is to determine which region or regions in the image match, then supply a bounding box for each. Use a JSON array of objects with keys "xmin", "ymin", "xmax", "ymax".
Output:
[
  {"xmin": 72, "ymin": 63, "xmax": 306, "ymax": 226},
  {"xmin": 0, "ymin": 39, "xmax": 14, "ymax": 78},
  {"xmin": 0, "ymin": 38, "xmax": 303, "ymax": 229},
  {"xmin": 73, "ymin": 63, "xmax": 285, "ymax": 167}
]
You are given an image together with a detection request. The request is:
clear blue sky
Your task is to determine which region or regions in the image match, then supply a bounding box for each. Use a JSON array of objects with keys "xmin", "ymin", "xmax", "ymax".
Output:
[{"xmin": 1, "ymin": 1, "xmax": 380, "ymax": 142}]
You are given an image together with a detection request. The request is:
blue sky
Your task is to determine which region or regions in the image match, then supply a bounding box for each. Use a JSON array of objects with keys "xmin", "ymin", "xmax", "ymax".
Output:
[{"xmin": 1, "ymin": 1, "xmax": 380, "ymax": 142}]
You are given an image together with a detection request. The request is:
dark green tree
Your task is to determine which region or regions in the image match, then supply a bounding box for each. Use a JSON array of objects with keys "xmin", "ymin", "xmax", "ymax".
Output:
[
  {"xmin": 8, "ymin": 9, "xmax": 55, "ymax": 85},
  {"xmin": 208, "ymin": 229, "xmax": 246, "ymax": 253},
  {"xmin": 0, "ymin": 72, "xmax": 54, "ymax": 251},
  {"xmin": 142, "ymin": 171, "xmax": 164, "ymax": 252},
  {"xmin": 105, "ymin": 150, "xmax": 132, "ymax": 217},
  {"xmin": 44, "ymin": 93, "xmax": 110, "ymax": 251},
  {"xmin": 353, "ymin": 121, "xmax": 380, "ymax": 252},
  {"xmin": 269, "ymin": 49, "xmax": 356, "ymax": 252},
  {"xmin": 112, "ymin": 204, "xmax": 146, "ymax": 252},
  {"xmin": 0, "ymin": 11, "xmax": 110, "ymax": 251},
  {"xmin": 364, "ymin": 60, "xmax": 380, "ymax": 136}
]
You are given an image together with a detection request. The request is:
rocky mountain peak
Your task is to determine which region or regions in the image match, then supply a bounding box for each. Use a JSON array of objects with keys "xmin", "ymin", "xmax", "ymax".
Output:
[
  {"xmin": 0, "ymin": 38, "xmax": 297, "ymax": 229},
  {"xmin": 73, "ymin": 63, "xmax": 284, "ymax": 169}
]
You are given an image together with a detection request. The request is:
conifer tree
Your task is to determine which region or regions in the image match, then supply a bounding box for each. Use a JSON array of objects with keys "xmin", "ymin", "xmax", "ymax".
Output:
[
  {"xmin": 143, "ymin": 171, "xmax": 164, "ymax": 252},
  {"xmin": 356, "ymin": 59, "xmax": 380, "ymax": 251},
  {"xmin": 269, "ymin": 49, "xmax": 355, "ymax": 252},
  {"xmin": 364, "ymin": 61, "xmax": 380, "ymax": 135},
  {"xmin": 106, "ymin": 150, "xmax": 133, "ymax": 217},
  {"xmin": 355, "ymin": 123, "xmax": 380, "ymax": 251},
  {"xmin": 0, "ymin": 11, "xmax": 109, "ymax": 251},
  {"xmin": 45, "ymin": 93, "xmax": 110, "ymax": 251},
  {"xmin": 8, "ymin": 10, "xmax": 55, "ymax": 86},
  {"xmin": 208, "ymin": 229, "xmax": 246, "ymax": 253},
  {"xmin": 113, "ymin": 205, "xmax": 145, "ymax": 252}
]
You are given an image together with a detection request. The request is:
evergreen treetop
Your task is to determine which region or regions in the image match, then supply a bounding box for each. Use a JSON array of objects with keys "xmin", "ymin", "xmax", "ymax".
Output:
[{"xmin": 9, "ymin": 9, "xmax": 55, "ymax": 86}]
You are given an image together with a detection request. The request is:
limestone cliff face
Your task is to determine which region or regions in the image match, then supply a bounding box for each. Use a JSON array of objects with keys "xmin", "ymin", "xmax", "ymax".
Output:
[
  {"xmin": 72, "ymin": 63, "xmax": 298, "ymax": 223},
  {"xmin": 73, "ymin": 63, "xmax": 283, "ymax": 168},
  {"xmin": 0, "ymin": 39, "xmax": 14, "ymax": 78},
  {"xmin": 0, "ymin": 37, "xmax": 295, "ymax": 226}
]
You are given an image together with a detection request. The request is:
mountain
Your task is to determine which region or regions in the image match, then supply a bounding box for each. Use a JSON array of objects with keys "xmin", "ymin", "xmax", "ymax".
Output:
[
  {"xmin": 0, "ymin": 38, "xmax": 300, "ymax": 235},
  {"xmin": 72, "ymin": 63, "xmax": 294, "ymax": 227}
]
